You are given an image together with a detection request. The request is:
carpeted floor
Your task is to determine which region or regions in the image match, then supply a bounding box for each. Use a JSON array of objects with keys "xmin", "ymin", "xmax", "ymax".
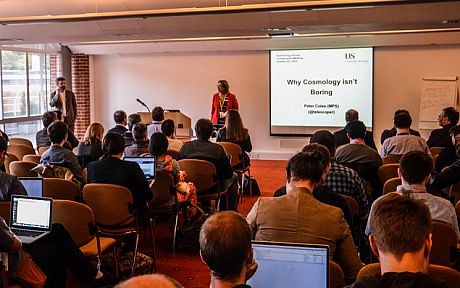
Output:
[{"xmin": 133, "ymin": 159, "xmax": 287, "ymax": 288}]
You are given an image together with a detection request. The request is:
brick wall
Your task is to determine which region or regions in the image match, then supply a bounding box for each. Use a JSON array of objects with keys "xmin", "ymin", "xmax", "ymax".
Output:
[{"xmin": 71, "ymin": 54, "xmax": 90, "ymax": 140}]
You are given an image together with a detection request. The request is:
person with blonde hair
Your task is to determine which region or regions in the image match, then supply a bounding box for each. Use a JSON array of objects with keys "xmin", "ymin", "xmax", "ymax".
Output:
[{"xmin": 76, "ymin": 123, "xmax": 104, "ymax": 168}]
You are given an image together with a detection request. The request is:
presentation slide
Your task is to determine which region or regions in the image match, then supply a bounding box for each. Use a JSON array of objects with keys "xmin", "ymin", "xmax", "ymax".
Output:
[{"xmin": 270, "ymin": 47, "xmax": 373, "ymax": 135}]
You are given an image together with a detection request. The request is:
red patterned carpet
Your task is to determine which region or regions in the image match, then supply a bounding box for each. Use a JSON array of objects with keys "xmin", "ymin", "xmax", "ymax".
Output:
[{"xmin": 139, "ymin": 159, "xmax": 287, "ymax": 288}]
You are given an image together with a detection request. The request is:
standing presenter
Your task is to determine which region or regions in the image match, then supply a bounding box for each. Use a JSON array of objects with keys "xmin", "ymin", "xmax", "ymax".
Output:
[
  {"xmin": 49, "ymin": 77, "xmax": 77, "ymax": 132},
  {"xmin": 211, "ymin": 80, "xmax": 239, "ymax": 127}
]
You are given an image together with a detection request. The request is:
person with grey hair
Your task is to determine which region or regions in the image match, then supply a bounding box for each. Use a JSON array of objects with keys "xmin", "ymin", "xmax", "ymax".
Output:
[
  {"xmin": 115, "ymin": 274, "xmax": 184, "ymax": 288},
  {"xmin": 334, "ymin": 109, "xmax": 376, "ymax": 150}
]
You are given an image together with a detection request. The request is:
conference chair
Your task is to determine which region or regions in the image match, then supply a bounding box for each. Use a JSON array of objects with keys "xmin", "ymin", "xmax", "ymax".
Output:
[
  {"xmin": 218, "ymin": 141, "xmax": 252, "ymax": 197},
  {"xmin": 329, "ymin": 261, "xmax": 345, "ymax": 288},
  {"xmin": 431, "ymin": 220, "xmax": 458, "ymax": 267},
  {"xmin": 7, "ymin": 144, "xmax": 35, "ymax": 161},
  {"xmin": 357, "ymin": 263, "xmax": 460, "ymax": 288},
  {"xmin": 38, "ymin": 146, "xmax": 49, "ymax": 156},
  {"xmin": 43, "ymin": 178, "xmax": 81, "ymax": 201},
  {"xmin": 456, "ymin": 201, "xmax": 460, "ymax": 232},
  {"xmin": 83, "ymin": 183, "xmax": 156, "ymax": 277},
  {"xmin": 443, "ymin": 181, "xmax": 460, "ymax": 205},
  {"xmin": 52, "ymin": 200, "xmax": 116, "ymax": 273},
  {"xmin": 382, "ymin": 154, "xmax": 401, "ymax": 165},
  {"xmin": 9, "ymin": 137, "xmax": 33, "ymax": 149},
  {"xmin": 377, "ymin": 164, "xmax": 399, "ymax": 188},
  {"xmin": 166, "ymin": 149, "xmax": 179, "ymax": 160},
  {"xmin": 9, "ymin": 161, "xmax": 38, "ymax": 177},
  {"xmin": 178, "ymin": 159, "xmax": 228, "ymax": 211},
  {"xmin": 4, "ymin": 153, "xmax": 19, "ymax": 174},
  {"xmin": 383, "ymin": 177, "xmax": 401, "ymax": 194},
  {"xmin": 22, "ymin": 154, "xmax": 41, "ymax": 164},
  {"xmin": 430, "ymin": 147, "xmax": 446, "ymax": 157}
]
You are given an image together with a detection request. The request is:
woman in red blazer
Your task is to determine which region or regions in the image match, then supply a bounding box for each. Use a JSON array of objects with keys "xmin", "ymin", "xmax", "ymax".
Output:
[{"xmin": 211, "ymin": 80, "xmax": 239, "ymax": 125}]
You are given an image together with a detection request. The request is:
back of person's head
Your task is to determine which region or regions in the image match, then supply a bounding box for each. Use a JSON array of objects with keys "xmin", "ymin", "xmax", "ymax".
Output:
[
  {"xmin": 113, "ymin": 110, "xmax": 127, "ymax": 125},
  {"xmin": 345, "ymin": 109, "xmax": 359, "ymax": 122},
  {"xmin": 152, "ymin": 106, "xmax": 165, "ymax": 122},
  {"xmin": 127, "ymin": 113, "xmax": 142, "ymax": 131},
  {"xmin": 200, "ymin": 211, "xmax": 251, "ymax": 281},
  {"xmin": 149, "ymin": 132, "xmax": 169, "ymax": 156},
  {"xmin": 218, "ymin": 80, "xmax": 229, "ymax": 94},
  {"xmin": 133, "ymin": 123, "xmax": 148, "ymax": 142},
  {"xmin": 84, "ymin": 123, "xmax": 104, "ymax": 144},
  {"xmin": 309, "ymin": 130, "xmax": 336, "ymax": 157},
  {"xmin": 115, "ymin": 274, "xmax": 184, "ymax": 288},
  {"xmin": 370, "ymin": 193, "xmax": 432, "ymax": 261},
  {"xmin": 345, "ymin": 120, "xmax": 366, "ymax": 139},
  {"xmin": 443, "ymin": 107, "xmax": 459, "ymax": 125},
  {"xmin": 195, "ymin": 119, "xmax": 213, "ymax": 141},
  {"xmin": 286, "ymin": 150, "xmax": 329, "ymax": 184},
  {"xmin": 0, "ymin": 135, "xmax": 7, "ymax": 152},
  {"xmin": 102, "ymin": 132, "xmax": 125, "ymax": 157},
  {"xmin": 399, "ymin": 151, "xmax": 433, "ymax": 185},
  {"xmin": 224, "ymin": 109, "xmax": 244, "ymax": 142},
  {"xmin": 47, "ymin": 121, "xmax": 68, "ymax": 144},
  {"xmin": 161, "ymin": 119, "xmax": 175, "ymax": 137},
  {"xmin": 394, "ymin": 112, "xmax": 412, "ymax": 129},
  {"xmin": 42, "ymin": 111, "xmax": 58, "ymax": 128}
]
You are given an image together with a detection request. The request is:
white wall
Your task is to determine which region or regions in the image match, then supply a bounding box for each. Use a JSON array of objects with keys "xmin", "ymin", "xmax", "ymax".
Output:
[{"xmin": 93, "ymin": 45, "xmax": 460, "ymax": 159}]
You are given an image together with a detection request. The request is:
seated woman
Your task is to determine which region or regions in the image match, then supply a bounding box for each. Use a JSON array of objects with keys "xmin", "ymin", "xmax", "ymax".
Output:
[
  {"xmin": 76, "ymin": 122, "xmax": 104, "ymax": 168},
  {"xmin": 124, "ymin": 123, "xmax": 149, "ymax": 157},
  {"xmin": 216, "ymin": 109, "xmax": 252, "ymax": 168}
]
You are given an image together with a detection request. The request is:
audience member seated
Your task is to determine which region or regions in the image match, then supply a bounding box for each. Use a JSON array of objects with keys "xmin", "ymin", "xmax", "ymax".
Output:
[
  {"xmin": 0, "ymin": 135, "xmax": 27, "ymax": 199},
  {"xmin": 107, "ymin": 110, "xmax": 128, "ymax": 135},
  {"xmin": 0, "ymin": 216, "xmax": 107, "ymax": 287},
  {"xmin": 77, "ymin": 123, "xmax": 104, "ymax": 168},
  {"xmin": 36, "ymin": 111, "xmax": 79, "ymax": 149},
  {"xmin": 87, "ymin": 132, "xmax": 153, "ymax": 223},
  {"xmin": 381, "ymin": 112, "xmax": 430, "ymax": 158},
  {"xmin": 246, "ymin": 151, "xmax": 362, "ymax": 282},
  {"xmin": 147, "ymin": 106, "xmax": 164, "ymax": 138},
  {"xmin": 161, "ymin": 119, "xmax": 183, "ymax": 151},
  {"xmin": 427, "ymin": 106, "xmax": 459, "ymax": 148},
  {"xmin": 216, "ymin": 109, "xmax": 252, "ymax": 168},
  {"xmin": 347, "ymin": 194, "xmax": 448, "ymax": 288},
  {"xmin": 40, "ymin": 121, "xmax": 84, "ymax": 182},
  {"xmin": 434, "ymin": 125, "xmax": 460, "ymax": 173},
  {"xmin": 115, "ymin": 274, "xmax": 184, "ymax": 288},
  {"xmin": 380, "ymin": 109, "xmax": 421, "ymax": 144},
  {"xmin": 429, "ymin": 144, "xmax": 460, "ymax": 196},
  {"xmin": 366, "ymin": 151, "xmax": 460, "ymax": 241},
  {"xmin": 123, "ymin": 113, "xmax": 142, "ymax": 147},
  {"xmin": 177, "ymin": 119, "xmax": 239, "ymax": 211},
  {"xmin": 124, "ymin": 123, "xmax": 149, "ymax": 157},
  {"xmin": 200, "ymin": 211, "xmax": 257, "ymax": 288},
  {"xmin": 334, "ymin": 109, "xmax": 376, "ymax": 150}
]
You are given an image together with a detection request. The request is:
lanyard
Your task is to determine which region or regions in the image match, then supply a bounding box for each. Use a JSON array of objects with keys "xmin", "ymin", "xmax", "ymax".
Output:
[{"xmin": 219, "ymin": 95, "xmax": 228, "ymax": 112}]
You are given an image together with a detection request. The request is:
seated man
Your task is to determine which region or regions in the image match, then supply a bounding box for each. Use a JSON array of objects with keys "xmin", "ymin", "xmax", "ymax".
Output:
[
  {"xmin": 200, "ymin": 211, "xmax": 257, "ymax": 288},
  {"xmin": 40, "ymin": 120, "xmax": 84, "ymax": 182},
  {"xmin": 434, "ymin": 125, "xmax": 460, "ymax": 173},
  {"xmin": 367, "ymin": 151, "xmax": 460, "ymax": 241},
  {"xmin": 161, "ymin": 119, "xmax": 183, "ymax": 151},
  {"xmin": 380, "ymin": 109, "xmax": 420, "ymax": 144},
  {"xmin": 381, "ymin": 112, "xmax": 430, "ymax": 158},
  {"xmin": 0, "ymin": 135, "xmax": 27, "ymax": 199},
  {"xmin": 427, "ymin": 106, "xmax": 459, "ymax": 148},
  {"xmin": 247, "ymin": 151, "xmax": 362, "ymax": 282},
  {"xmin": 348, "ymin": 194, "xmax": 448, "ymax": 288},
  {"xmin": 36, "ymin": 111, "xmax": 79, "ymax": 149},
  {"xmin": 107, "ymin": 110, "xmax": 128, "ymax": 135},
  {"xmin": 124, "ymin": 123, "xmax": 149, "ymax": 157},
  {"xmin": 115, "ymin": 274, "xmax": 184, "ymax": 288},
  {"xmin": 177, "ymin": 119, "xmax": 239, "ymax": 211},
  {"xmin": 123, "ymin": 113, "xmax": 142, "ymax": 147},
  {"xmin": 334, "ymin": 109, "xmax": 376, "ymax": 150},
  {"xmin": 147, "ymin": 106, "xmax": 164, "ymax": 138}
]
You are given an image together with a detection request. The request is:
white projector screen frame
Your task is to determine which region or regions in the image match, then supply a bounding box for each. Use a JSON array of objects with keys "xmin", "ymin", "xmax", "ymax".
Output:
[{"xmin": 270, "ymin": 47, "xmax": 374, "ymax": 136}]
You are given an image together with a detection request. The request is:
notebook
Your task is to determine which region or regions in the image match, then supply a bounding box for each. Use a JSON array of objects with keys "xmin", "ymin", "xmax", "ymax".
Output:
[
  {"xmin": 10, "ymin": 195, "xmax": 53, "ymax": 244},
  {"xmin": 123, "ymin": 156, "xmax": 156, "ymax": 180},
  {"xmin": 247, "ymin": 241, "xmax": 329, "ymax": 288},
  {"xmin": 18, "ymin": 177, "xmax": 44, "ymax": 197}
]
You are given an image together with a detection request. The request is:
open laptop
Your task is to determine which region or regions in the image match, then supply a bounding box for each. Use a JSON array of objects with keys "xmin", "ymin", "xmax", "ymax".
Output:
[
  {"xmin": 18, "ymin": 177, "xmax": 44, "ymax": 197},
  {"xmin": 247, "ymin": 241, "xmax": 329, "ymax": 288},
  {"xmin": 123, "ymin": 156, "xmax": 156, "ymax": 180},
  {"xmin": 10, "ymin": 195, "xmax": 53, "ymax": 244}
]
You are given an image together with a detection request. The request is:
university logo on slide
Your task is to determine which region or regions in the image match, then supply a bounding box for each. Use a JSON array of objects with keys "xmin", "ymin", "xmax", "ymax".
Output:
[{"xmin": 345, "ymin": 53, "xmax": 355, "ymax": 59}]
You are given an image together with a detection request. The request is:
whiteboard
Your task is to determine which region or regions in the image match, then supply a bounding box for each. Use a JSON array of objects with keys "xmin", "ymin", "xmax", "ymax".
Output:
[{"xmin": 419, "ymin": 77, "xmax": 458, "ymax": 130}]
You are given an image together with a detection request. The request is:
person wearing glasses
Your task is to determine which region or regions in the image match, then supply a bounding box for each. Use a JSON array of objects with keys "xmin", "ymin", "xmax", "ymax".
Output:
[
  {"xmin": 211, "ymin": 80, "xmax": 239, "ymax": 128},
  {"xmin": 427, "ymin": 107, "xmax": 459, "ymax": 148},
  {"xmin": 0, "ymin": 135, "xmax": 27, "ymax": 200}
]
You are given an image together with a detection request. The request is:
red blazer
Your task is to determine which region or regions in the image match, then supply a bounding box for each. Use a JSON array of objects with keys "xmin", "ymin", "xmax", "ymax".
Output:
[{"xmin": 211, "ymin": 92, "xmax": 239, "ymax": 124}]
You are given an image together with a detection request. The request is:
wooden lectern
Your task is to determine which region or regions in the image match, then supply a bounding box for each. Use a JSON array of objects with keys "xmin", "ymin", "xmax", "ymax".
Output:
[{"xmin": 138, "ymin": 111, "xmax": 193, "ymax": 138}]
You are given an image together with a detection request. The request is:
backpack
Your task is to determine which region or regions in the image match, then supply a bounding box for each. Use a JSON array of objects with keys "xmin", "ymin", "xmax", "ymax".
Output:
[{"xmin": 31, "ymin": 163, "xmax": 83, "ymax": 188}]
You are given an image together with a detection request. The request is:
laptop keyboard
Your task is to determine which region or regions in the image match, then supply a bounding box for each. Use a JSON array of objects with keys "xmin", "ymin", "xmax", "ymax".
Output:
[{"xmin": 11, "ymin": 229, "xmax": 43, "ymax": 238}]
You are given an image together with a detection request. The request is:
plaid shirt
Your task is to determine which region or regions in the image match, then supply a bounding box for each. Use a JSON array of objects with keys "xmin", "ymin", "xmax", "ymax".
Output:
[{"xmin": 326, "ymin": 161, "xmax": 369, "ymax": 219}]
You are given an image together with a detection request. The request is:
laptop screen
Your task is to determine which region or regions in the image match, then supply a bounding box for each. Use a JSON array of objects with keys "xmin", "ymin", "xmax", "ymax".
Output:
[
  {"xmin": 18, "ymin": 177, "xmax": 44, "ymax": 197},
  {"xmin": 247, "ymin": 242, "xmax": 329, "ymax": 288},
  {"xmin": 10, "ymin": 196, "xmax": 52, "ymax": 231},
  {"xmin": 123, "ymin": 157, "xmax": 156, "ymax": 180}
]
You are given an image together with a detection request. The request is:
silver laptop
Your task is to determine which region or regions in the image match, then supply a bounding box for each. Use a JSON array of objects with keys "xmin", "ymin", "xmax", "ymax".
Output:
[
  {"xmin": 18, "ymin": 177, "xmax": 44, "ymax": 197},
  {"xmin": 124, "ymin": 156, "xmax": 156, "ymax": 180},
  {"xmin": 247, "ymin": 241, "xmax": 329, "ymax": 288},
  {"xmin": 10, "ymin": 195, "xmax": 53, "ymax": 244}
]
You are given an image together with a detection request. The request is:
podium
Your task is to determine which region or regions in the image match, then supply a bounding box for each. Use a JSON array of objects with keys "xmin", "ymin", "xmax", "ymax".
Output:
[{"xmin": 138, "ymin": 111, "xmax": 193, "ymax": 138}]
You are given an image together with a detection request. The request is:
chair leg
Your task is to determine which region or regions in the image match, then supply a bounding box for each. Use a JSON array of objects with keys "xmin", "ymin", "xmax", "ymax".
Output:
[
  {"xmin": 113, "ymin": 243, "xmax": 119, "ymax": 280},
  {"xmin": 173, "ymin": 213, "xmax": 179, "ymax": 257},
  {"xmin": 249, "ymin": 168, "xmax": 252, "ymax": 197},
  {"xmin": 239, "ymin": 172, "xmax": 244, "ymax": 203},
  {"xmin": 132, "ymin": 233, "xmax": 140, "ymax": 275},
  {"xmin": 149, "ymin": 219, "xmax": 156, "ymax": 273}
]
